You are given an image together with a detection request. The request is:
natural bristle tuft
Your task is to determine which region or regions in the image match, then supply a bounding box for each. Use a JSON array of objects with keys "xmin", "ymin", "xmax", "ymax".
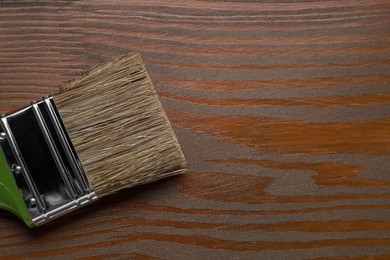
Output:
[{"xmin": 53, "ymin": 53, "xmax": 186, "ymax": 197}]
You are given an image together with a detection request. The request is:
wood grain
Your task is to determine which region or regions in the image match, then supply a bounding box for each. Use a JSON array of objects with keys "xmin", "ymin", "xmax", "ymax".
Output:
[{"xmin": 0, "ymin": 0, "xmax": 389, "ymax": 259}]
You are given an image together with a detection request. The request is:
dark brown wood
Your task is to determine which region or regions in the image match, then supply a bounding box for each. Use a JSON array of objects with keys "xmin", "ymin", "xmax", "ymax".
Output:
[{"xmin": 0, "ymin": 0, "xmax": 389, "ymax": 259}]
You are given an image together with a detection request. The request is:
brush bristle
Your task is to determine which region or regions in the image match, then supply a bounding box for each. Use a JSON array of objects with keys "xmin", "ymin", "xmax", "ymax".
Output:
[{"xmin": 53, "ymin": 53, "xmax": 187, "ymax": 197}]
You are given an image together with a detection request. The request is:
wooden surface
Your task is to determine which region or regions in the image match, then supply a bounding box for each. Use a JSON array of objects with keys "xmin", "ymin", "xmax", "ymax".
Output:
[{"xmin": 0, "ymin": 0, "xmax": 389, "ymax": 259}]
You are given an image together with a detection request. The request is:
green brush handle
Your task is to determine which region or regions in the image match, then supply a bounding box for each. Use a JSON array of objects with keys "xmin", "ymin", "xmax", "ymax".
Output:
[{"xmin": 0, "ymin": 150, "xmax": 34, "ymax": 227}]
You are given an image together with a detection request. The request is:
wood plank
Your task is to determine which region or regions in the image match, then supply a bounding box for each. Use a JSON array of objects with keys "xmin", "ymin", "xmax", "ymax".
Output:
[{"xmin": 0, "ymin": 0, "xmax": 389, "ymax": 259}]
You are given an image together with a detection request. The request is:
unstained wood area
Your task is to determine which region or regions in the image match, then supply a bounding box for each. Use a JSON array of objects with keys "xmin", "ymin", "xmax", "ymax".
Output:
[{"xmin": 0, "ymin": 0, "xmax": 389, "ymax": 259}]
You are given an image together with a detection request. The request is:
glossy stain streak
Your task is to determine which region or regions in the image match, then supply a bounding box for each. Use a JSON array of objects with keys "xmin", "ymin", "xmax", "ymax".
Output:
[{"xmin": 0, "ymin": 0, "xmax": 389, "ymax": 259}]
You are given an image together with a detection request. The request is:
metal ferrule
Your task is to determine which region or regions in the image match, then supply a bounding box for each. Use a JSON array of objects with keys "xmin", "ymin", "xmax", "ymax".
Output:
[{"xmin": 0, "ymin": 97, "xmax": 96, "ymax": 226}]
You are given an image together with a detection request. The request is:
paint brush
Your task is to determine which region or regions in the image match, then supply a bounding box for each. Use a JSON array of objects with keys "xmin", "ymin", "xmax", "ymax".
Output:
[{"xmin": 0, "ymin": 52, "xmax": 187, "ymax": 227}]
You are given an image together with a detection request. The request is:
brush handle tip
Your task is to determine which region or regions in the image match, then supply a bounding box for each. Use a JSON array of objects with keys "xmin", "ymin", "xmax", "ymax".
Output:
[{"xmin": 0, "ymin": 150, "xmax": 34, "ymax": 228}]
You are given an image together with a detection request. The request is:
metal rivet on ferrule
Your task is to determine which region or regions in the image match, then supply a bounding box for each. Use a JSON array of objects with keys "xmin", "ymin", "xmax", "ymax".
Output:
[
  {"xmin": 0, "ymin": 132, "xmax": 6, "ymax": 142},
  {"xmin": 29, "ymin": 198, "xmax": 37, "ymax": 206},
  {"xmin": 13, "ymin": 165, "xmax": 22, "ymax": 174}
]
